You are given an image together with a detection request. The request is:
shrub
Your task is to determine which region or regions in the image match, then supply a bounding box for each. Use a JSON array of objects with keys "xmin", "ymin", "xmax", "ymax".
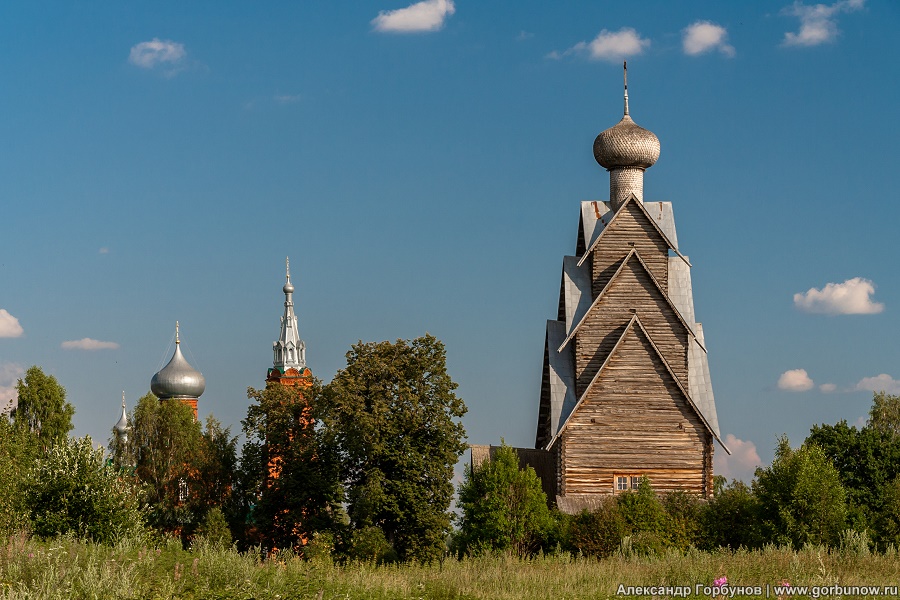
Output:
[
  {"xmin": 661, "ymin": 491, "xmax": 701, "ymax": 551},
  {"xmin": 25, "ymin": 436, "xmax": 146, "ymax": 544},
  {"xmin": 699, "ymin": 479, "xmax": 762, "ymax": 550},
  {"xmin": 617, "ymin": 478, "xmax": 670, "ymax": 547},
  {"xmin": 455, "ymin": 443, "xmax": 552, "ymax": 557},
  {"xmin": 567, "ymin": 497, "xmax": 625, "ymax": 558},
  {"xmin": 753, "ymin": 436, "xmax": 847, "ymax": 548},
  {"xmin": 193, "ymin": 507, "xmax": 232, "ymax": 550},
  {"xmin": 347, "ymin": 526, "xmax": 398, "ymax": 564}
]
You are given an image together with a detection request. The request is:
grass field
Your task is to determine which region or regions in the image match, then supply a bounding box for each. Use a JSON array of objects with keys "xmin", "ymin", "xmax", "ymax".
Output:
[{"xmin": 3, "ymin": 532, "xmax": 900, "ymax": 599}]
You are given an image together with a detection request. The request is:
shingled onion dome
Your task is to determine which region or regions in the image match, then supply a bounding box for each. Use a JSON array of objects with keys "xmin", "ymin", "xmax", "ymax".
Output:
[
  {"xmin": 151, "ymin": 322, "xmax": 206, "ymax": 400},
  {"xmin": 593, "ymin": 62, "xmax": 660, "ymax": 210}
]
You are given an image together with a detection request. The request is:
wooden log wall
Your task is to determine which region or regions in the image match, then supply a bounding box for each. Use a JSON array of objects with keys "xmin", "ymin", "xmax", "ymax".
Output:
[
  {"xmin": 574, "ymin": 256, "xmax": 689, "ymax": 396},
  {"xmin": 591, "ymin": 201, "xmax": 669, "ymax": 297},
  {"xmin": 562, "ymin": 323, "xmax": 711, "ymax": 496}
]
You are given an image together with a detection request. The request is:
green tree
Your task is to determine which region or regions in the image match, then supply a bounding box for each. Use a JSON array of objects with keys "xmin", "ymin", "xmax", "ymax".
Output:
[
  {"xmin": 324, "ymin": 335, "xmax": 467, "ymax": 562},
  {"xmin": 128, "ymin": 392, "xmax": 202, "ymax": 533},
  {"xmin": 192, "ymin": 416, "xmax": 239, "ymax": 524},
  {"xmin": 753, "ymin": 436, "xmax": 847, "ymax": 547},
  {"xmin": 240, "ymin": 381, "xmax": 342, "ymax": 551},
  {"xmin": 13, "ymin": 366, "xmax": 74, "ymax": 448},
  {"xmin": 0, "ymin": 416, "xmax": 39, "ymax": 534},
  {"xmin": 868, "ymin": 391, "xmax": 900, "ymax": 438},
  {"xmin": 806, "ymin": 419, "xmax": 900, "ymax": 533},
  {"xmin": 25, "ymin": 436, "xmax": 145, "ymax": 543},
  {"xmin": 699, "ymin": 478, "xmax": 762, "ymax": 550},
  {"xmin": 455, "ymin": 443, "xmax": 552, "ymax": 557}
]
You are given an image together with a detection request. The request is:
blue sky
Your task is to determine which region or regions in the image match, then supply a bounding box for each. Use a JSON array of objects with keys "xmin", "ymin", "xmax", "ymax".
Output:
[{"xmin": 1, "ymin": 0, "xmax": 898, "ymax": 481}]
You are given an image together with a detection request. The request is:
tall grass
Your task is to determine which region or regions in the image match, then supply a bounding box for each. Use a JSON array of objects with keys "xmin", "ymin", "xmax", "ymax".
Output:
[{"xmin": 3, "ymin": 533, "xmax": 900, "ymax": 599}]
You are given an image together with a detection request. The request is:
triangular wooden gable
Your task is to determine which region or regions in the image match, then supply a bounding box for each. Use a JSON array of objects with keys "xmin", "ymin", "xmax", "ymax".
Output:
[
  {"xmin": 547, "ymin": 314, "xmax": 725, "ymax": 451},
  {"xmin": 558, "ymin": 247, "xmax": 700, "ymax": 352},
  {"xmin": 577, "ymin": 194, "xmax": 690, "ymax": 268}
]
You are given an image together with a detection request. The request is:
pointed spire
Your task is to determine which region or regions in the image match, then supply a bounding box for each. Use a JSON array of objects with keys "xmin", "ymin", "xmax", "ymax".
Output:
[
  {"xmin": 175, "ymin": 320, "xmax": 180, "ymax": 345},
  {"xmin": 273, "ymin": 256, "xmax": 306, "ymax": 371},
  {"xmin": 283, "ymin": 256, "xmax": 295, "ymax": 294},
  {"xmin": 623, "ymin": 61, "xmax": 630, "ymax": 116}
]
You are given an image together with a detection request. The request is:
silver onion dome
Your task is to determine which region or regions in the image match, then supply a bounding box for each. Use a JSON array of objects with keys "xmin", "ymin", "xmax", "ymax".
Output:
[
  {"xmin": 151, "ymin": 324, "xmax": 206, "ymax": 400},
  {"xmin": 114, "ymin": 392, "xmax": 129, "ymax": 435},
  {"xmin": 593, "ymin": 63, "xmax": 660, "ymax": 170}
]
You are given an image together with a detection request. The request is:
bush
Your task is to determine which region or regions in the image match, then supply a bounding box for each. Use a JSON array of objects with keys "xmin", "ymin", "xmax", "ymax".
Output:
[
  {"xmin": 661, "ymin": 491, "xmax": 701, "ymax": 551},
  {"xmin": 753, "ymin": 436, "xmax": 847, "ymax": 548},
  {"xmin": 25, "ymin": 436, "xmax": 146, "ymax": 544},
  {"xmin": 193, "ymin": 506, "xmax": 232, "ymax": 550},
  {"xmin": 455, "ymin": 444, "xmax": 552, "ymax": 557},
  {"xmin": 346, "ymin": 526, "xmax": 398, "ymax": 564},
  {"xmin": 617, "ymin": 478, "xmax": 670, "ymax": 546},
  {"xmin": 567, "ymin": 497, "xmax": 625, "ymax": 558},
  {"xmin": 699, "ymin": 479, "xmax": 762, "ymax": 550}
]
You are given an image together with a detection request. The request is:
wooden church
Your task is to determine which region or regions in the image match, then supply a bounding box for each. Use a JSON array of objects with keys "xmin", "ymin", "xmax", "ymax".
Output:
[{"xmin": 474, "ymin": 65, "xmax": 729, "ymax": 510}]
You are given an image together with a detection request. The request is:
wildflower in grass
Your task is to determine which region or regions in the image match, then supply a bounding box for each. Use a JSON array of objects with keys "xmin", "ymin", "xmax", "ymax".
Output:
[
  {"xmin": 28, "ymin": 553, "xmax": 34, "ymax": 558},
  {"xmin": 714, "ymin": 576, "xmax": 727, "ymax": 587}
]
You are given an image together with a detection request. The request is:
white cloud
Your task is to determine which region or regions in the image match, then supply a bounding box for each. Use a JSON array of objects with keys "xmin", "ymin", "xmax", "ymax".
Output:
[
  {"xmin": 793, "ymin": 277, "xmax": 883, "ymax": 315},
  {"xmin": 0, "ymin": 363, "xmax": 23, "ymax": 415},
  {"xmin": 517, "ymin": 30, "xmax": 534, "ymax": 41},
  {"xmin": 819, "ymin": 383, "xmax": 837, "ymax": 393},
  {"xmin": 61, "ymin": 338, "xmax": 120, "ymax": 351},
  {"xmin": 372, "ymin": 0, "xmax": 455, "ymax": 33},
  {"xmin": 549, "ymin": 27, "xmax": 650, "ymax": 62},
  {"xmin": 0, "ymin": 309, "xmax": 23, "ymax": 338},
  {"xmin": 778, "ymin": 368, "xmax": 814, "ymax": 391},
  {"xmin": 129, "ymin": 38, "xmax": 187, "ymax": 71},
  {"xmin": 782, "ymin": 0, "xmax": 865, "ymax": 47},
  {"xmin": 99, "ymin": 247, "xmax": 109, "ymax": 254},
  {"xmin": 682, "ymin": 21, "xmax": 735, "ymax": 57},
  {"xmin": 714, "ymin": 434, "xmax": 762, "ymax": 482},
  {"xmin": 856, "ymin": 374, "xmax": 900, "ymax": 394}
]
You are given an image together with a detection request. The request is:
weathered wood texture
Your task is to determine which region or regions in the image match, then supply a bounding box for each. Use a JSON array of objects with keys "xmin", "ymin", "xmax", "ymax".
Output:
[
  {"xmin": 562, "ymin": 323, "xmax": 711, "ymax": 497},
  {"xmin": 591, "ymin": 201, "xmax": 669, "ymax": 297},
  {"xmin": 575, "ymin": 256, "xmax": 689, "ymax": 397}
]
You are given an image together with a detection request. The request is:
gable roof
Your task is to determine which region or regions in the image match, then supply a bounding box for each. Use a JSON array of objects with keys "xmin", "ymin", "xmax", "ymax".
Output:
[
  {"xmin": 558, "ymin": 247, "xmax": 702, "ymax": 353},
  {"xmin": 577, "ymin": 194, "xmax": 690, "ymax": 268},
  {"xmin": 536, "ymin": 319, "xmax": 578, "ymax": 449},
  {"xmin": 547, "ymin": 314, "xmax": 729, "ymax": 453},
  {"xmin": 560, "ymin": 256, "xmax": 593, "ymax": 337}
]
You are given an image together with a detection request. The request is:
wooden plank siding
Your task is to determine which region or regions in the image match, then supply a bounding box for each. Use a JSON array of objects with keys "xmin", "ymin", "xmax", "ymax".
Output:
[
  {"xmin": 575, "ymin": 256, "xmax": 689, "ymax": 397},
  {"xmin": 591, "ymin": 201, "xmax": 669, "ymax": 298},
  {"xmin": 562, "ymin": 322, "xmax": 711, "ymax": 497}
]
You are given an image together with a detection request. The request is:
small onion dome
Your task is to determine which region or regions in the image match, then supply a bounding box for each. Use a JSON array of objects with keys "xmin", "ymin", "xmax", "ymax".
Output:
[
  {"xmin": 151, "ymin": 343, "xmax": 206, "ymax": 399},
  {"xmin": 283, "ymin": 280, "xmax": 294, "ymax": 294},
  {"xmin": 593, "ymin": 114, "xmax": 660, "ymax": 170},
  {"xmin": 114, "ymin": 401, "xmax": 129, "ymax": 434}
]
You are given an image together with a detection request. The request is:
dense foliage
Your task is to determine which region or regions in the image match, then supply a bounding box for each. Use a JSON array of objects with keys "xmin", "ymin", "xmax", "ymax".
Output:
[
  {"xmin": 119, "ymin": 392, "xmax": 238, "ymax": 542},
  {"xmin": 455, "ymin": 443, "xmax": 552, "ymax": 556},
  {"xmin": 323, "ymin": 335, "xmax": 468, "ymax": 562},
  {"xmin": 753, "ymin": 436, "xmax": 848, "ymax": 547},
  {"xmin": 0, "ymin": 417, "xmax": 39, "ymax": 535},
  {"xmin": 25, "ymin": 436, "xmax": 146, "ymax": 543},
  {"xmin": 13, "ymin": 366, "xmax": 74, "ymax": 448},
  {"xmin": 239, "ymin": 379, "xmax": 342, "ymax": 550}
]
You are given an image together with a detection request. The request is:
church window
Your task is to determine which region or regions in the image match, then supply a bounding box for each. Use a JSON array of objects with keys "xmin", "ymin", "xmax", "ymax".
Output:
[{"xmin": 615, "ymin": 474, "xmax": 643, "ymax": 492}]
